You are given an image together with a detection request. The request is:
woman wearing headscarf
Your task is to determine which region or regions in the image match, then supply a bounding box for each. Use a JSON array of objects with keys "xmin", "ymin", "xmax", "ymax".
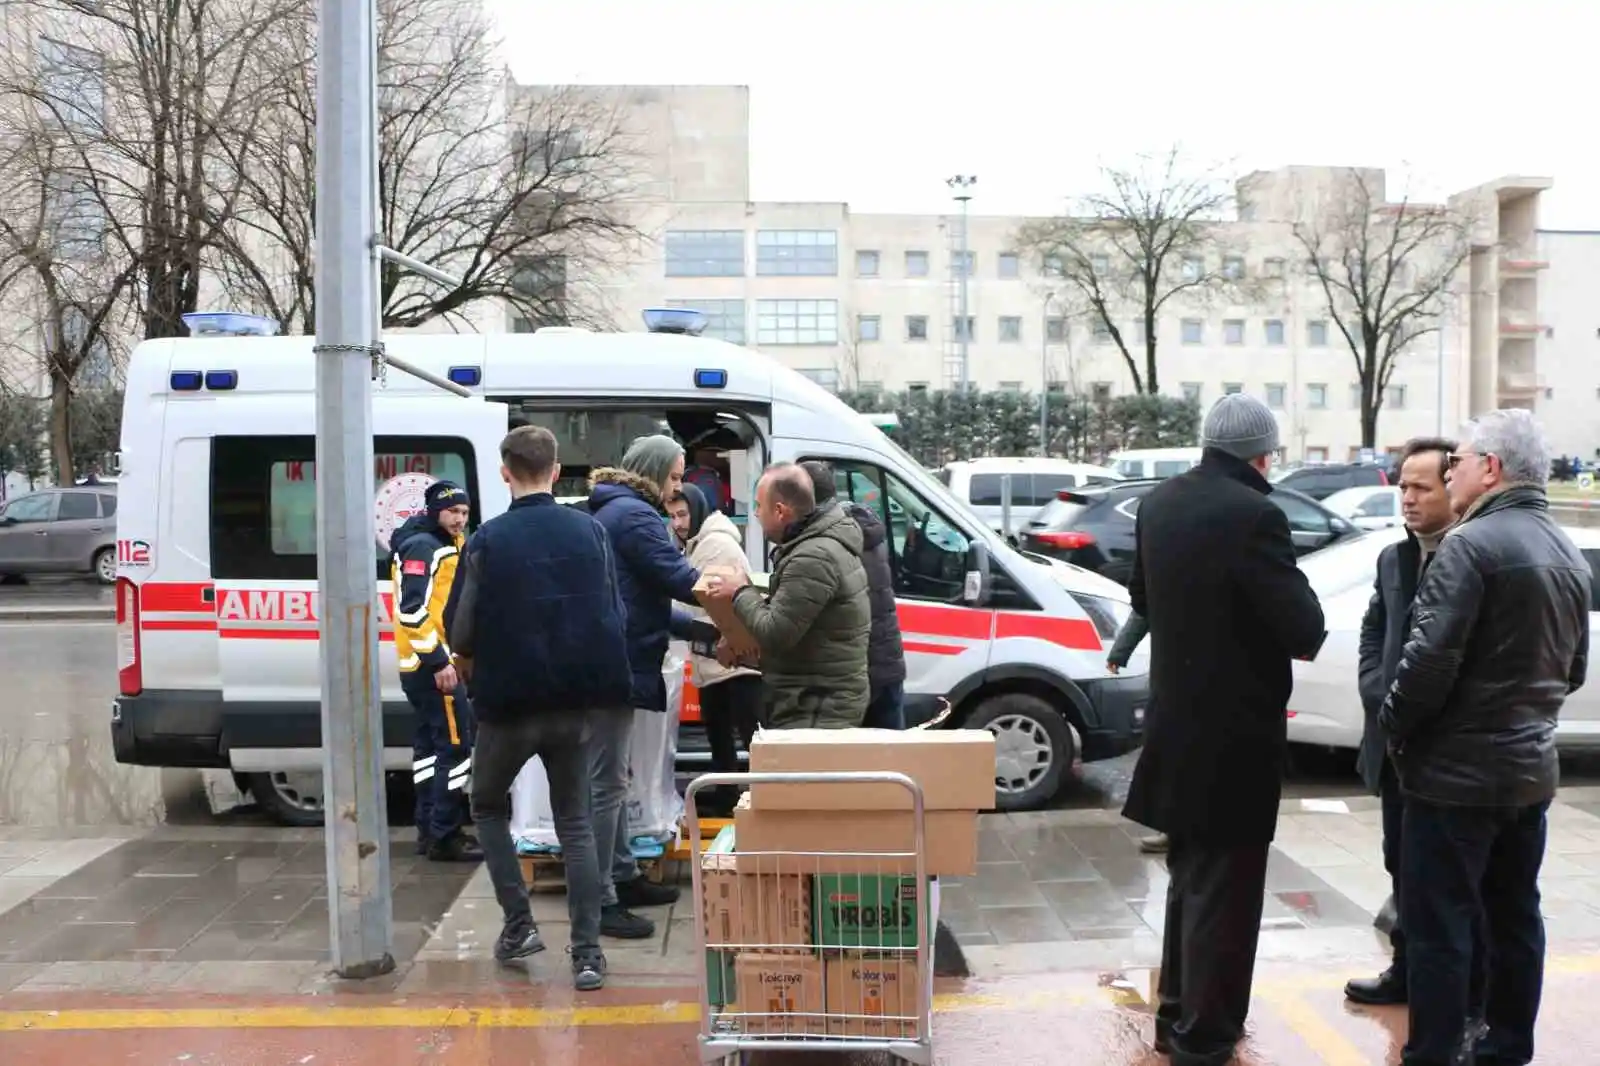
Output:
[
  {"xmin": 585, "ymin": 434, "xmax": 700, "ymax": 939},
  {"xmin": 672, "ymin": 482, "xmax": 763, "ymax": 815}
]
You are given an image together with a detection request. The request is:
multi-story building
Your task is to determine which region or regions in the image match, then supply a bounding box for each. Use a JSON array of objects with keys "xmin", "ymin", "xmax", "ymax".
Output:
[
  {"xmin": 517, "ymin": 82, "xmax": 1558, "ymax": 462},
  {"xmin": 1534, "ymin": 230, "xmax": 1600, "ymax": 460}
]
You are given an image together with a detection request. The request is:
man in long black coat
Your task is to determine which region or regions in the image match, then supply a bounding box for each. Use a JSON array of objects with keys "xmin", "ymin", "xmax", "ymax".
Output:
[{"xmin": 1121, "ymin": 394, "xmax": 1326, "ymax": 1066}]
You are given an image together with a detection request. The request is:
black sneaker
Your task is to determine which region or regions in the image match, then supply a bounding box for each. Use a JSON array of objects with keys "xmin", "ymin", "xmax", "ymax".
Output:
[
  {"xmin": 600, "ymin": 904, "xmax": 655, "ymax": 939},
  {"xmin": 616, "ymin": 876, "xmax": 679, "ymax": 908},
  {"xmin": 570, "ymin": 947, "xmax": 607, "ymax": 992},
  {"xmin": 427, "ymin": 833, "xmax": 484, "ymax": 863},
  {"xmin": 494, "ymin": 923, "xmax": 545, "ymax": 962}
]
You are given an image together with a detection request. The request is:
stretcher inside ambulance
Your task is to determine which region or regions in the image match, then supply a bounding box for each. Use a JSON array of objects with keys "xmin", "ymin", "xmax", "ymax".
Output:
[{"xmin": 110, "ymin": 316, "xmax": 1148, "ymax": 823}]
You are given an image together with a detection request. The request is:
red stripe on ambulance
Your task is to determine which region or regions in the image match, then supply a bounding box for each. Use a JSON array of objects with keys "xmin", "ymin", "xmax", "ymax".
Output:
[
  {"xmin": 896, "ymin": 602, "xmax": 992, "ymax": 641},
  {"xmin": 993, "ymin": 612, "xmax": 1101, "ymax": 651},
  {"xmin": 141, "ymin": 582, "xmax": 212, "ymax": 614}
]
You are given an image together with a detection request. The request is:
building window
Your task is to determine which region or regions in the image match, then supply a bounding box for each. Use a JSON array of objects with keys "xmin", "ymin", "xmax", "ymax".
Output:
[
  {"xmin": 1263, "ymin": 257, "xmax": 1285, "ymax": 278},
  {"xmin": 857, "ymin": 380, "xmax": 883, "ymax": 394},
  {"xmin": 46, "ymin": 171, "xmax": 106, "ymax": 257},
  {"xmin": 998, "ymin": 252, "xmax": 1020, "ymax": 278},
  {"xmin": 1307, "ymin": 383, "xmax": 1328, "ymax": 409},
  {"xmin": 998, "ymin": 316, "xmax": 1022, "ymax": 342},
  {"xmin": 1305, "ymin": 446, "xmax": 1329, "ymax": 463},
  {"xmin": 1223, "ymin": 319, "xmax": 1245, "ymax": 345},
  {"xmin": 1350, "ymin": 383, "xmax": 1364, "ymax": 408},
  {"xmin": 1090, "ymin": 254, "xmax": 1110, "ymax": 276},
  {"xmin": 1266, "ymin": 383, "xmax": 1286, "ymax": 409},
  {"xmin": 1092, "ymin": 321, "xmax": 1112, "ymax": 344},
  {"xmin": 856, "ymin": 250, "xmax": 880, "ymax": 277},
  {"xmin": 1264, "ymin": 319, "xmax": 1285, "ymax": 346},
  {"xmin": 664, "ymin": 298, "xmax": 745, "ymax": 344},
  {"xmin": 952, "ymin": 250, "xmax": 974, "ymax": 277},
  {"xmin": 907, "ymin": 381, "xmax": 929, "ymax": 394},
  {"xmin": 1308, "ymin": 319, "xmax": 1329, "ymax": 346},
  {"xmin": 1181, "ymin": 256, "xmax": 1203, "ymax": 281},
  {"xmin": 510, "ymin": 255, "xmax": 569, "ymax": 325},
  {"xmin": 952, "ymin": 316, "xmax": 975, "ymax": 342},
  {"xmin": 796, "ymin": 368, "xmax": 840, "ymax": 391},
  {"xmin": 1387, "ymin": 384, "xmax": 1407, "ymax": 409},
  {"xmin": 664, "ymin": 230, "xmax": 744, "ymax": 277},
  {"xmin": 906, "ymin": 315, "xmax": 929, "ymax": 341},
  {"xmin": 1045, "ymin": 316, "xmax": 1067, "ymax": 343},
  {"xmin": 1222, "ymin": 256, "xmax": 1245, "ymax": 280},
  {"xmin": 905, "ymin": 250, "xmax": 929, "ymax": 277},
  {"xmin": 857, "ymin": 314, "xmax": 881, "ymax": 343},
  {"xmin": 1090, "ymin": 382, "xmax": 1113, "ymax": 402},
  {"xmin": 1180, "ymin": 382, "xmax": 1203, "ymax": 404},
  {"xmin": 1046, "ymin": 381, "xmax": 1066, "ymax": 394},
  {"xmin": 1181, "ymin": 319, "xmax": 1203, "ymax": 345},
  {"xmin": 756, "ymin": 299, "xmax": 839, "ymax": 345},
  {"xmin": 998, "ymin": 381, "xmax": 1023, "ymax": 394},
  {"xmin": 1223, "ymin": 382, "xmax": 1243, "ymax": 395},
  {"xmin": 1043, "ymin": 254, "xmax": 1064, "ymax": 277},
  {"xmin": 38, "ymin": 37, "xmax": 104, "ymax": 133},
  {"xmin": 1134, "ymin": 319, "xmax": 1151, "ymax": 344},
  {"xmin": 756, "ymin": 230, "xmax": 838, "ymax": 276}
]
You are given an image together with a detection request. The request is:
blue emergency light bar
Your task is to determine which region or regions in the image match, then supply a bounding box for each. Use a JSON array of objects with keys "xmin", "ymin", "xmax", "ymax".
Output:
[
  {"xmin": 693, "ymin": 368, "xmax": 728, "ymax": 389},
  {"xmin": 170, "ymin": 371, "xmax": 203, "ymax": 391},
  {"xmin": 180, "ymin": 311, "xmax": 280, "ymax": 337},
  {"xmin": 447, "ymin": 366, "xmax": 482, "ymax": 387},
  {"xmin": 642, "ymin": 308, "xmax": 707, "ymax": 336}
]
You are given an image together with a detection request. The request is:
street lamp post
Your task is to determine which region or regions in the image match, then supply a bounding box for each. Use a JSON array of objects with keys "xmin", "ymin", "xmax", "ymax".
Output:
[
  {"xmin": 1040, "ymin": 291, "xmax": 1054, "ymax": 455},
  {"xmin": 947, "ymin": 175, "xmax": 977, "ymax": 391}
]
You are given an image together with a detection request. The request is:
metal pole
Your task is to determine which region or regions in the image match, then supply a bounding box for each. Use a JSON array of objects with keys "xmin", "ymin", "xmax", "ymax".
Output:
[
  {"xmin": 947, "ymin": 175, "xmax": 976, "ymax": 392},
  {"xmin": 314, "ymin": 0, "xmax": 393, "ymax": 978},
  {"xmin": 1040, "ymin": 292, "xmax": 1052, "ymax": 456}
]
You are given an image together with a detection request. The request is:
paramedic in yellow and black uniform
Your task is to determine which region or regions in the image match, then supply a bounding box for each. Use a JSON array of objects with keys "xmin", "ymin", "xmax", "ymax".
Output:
[{"xmin": 391, "ymin": 480, "xmax": 483, "ymax": 863}]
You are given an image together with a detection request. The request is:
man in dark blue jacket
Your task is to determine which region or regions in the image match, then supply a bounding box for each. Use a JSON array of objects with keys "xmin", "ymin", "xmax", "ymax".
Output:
[
  {"xmin": 451, "ymin": 425, "xmax": 631, "ymax": 993},
  {"xmin": 585, "ymin": 434, "xmax": 701, "ymax": 938}
]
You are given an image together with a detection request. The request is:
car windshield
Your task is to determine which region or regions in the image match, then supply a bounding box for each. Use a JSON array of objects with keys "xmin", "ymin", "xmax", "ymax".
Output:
[{"xmin": 1298, "ymin": 529, "xmax": 1404, "ymax": 598}]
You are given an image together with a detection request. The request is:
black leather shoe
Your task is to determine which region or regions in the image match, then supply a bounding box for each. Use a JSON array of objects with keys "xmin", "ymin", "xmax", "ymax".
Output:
[
  {"xmin": 427, "ymin": 832, "xmax": 484, "ymax": 863},
  {"xmin": 1344, "ymin": 966, "xmax": 1406, "ymax": 1005}
]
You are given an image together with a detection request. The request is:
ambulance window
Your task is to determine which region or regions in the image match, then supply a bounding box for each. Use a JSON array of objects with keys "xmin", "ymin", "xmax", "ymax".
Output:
[
  {"xmin": 210, "ymin": 435, "xmax": 480, "ymax": 581},
  {"xmin": 815, "ymin": 458, "xmax": 971, "ymax": 603}
]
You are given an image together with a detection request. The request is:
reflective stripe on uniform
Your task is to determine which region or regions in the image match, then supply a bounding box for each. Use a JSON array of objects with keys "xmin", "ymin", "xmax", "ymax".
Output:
[{"xmin": 397, "ymin": 544, "xmax": 458, "ymax": 626}]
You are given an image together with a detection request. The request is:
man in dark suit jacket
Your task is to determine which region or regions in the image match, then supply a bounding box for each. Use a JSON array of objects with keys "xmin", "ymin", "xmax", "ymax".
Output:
[
  {"xmin": 1345, "ymin": 437, "xmax": 1458, "ymax": 1007},
  {"xmin": 1122, "ymin": 394, "xmax": 1326, "ymax": 1066}
]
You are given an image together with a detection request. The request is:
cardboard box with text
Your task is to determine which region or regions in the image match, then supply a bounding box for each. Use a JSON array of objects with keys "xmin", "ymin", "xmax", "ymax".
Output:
[
  {"xmin": 733, "ymin": 953, "xmax": 827, "ymax": 1036},
  {"xmin": 824, "ymin": 954, "xmax": 923, "ymax": 1039},
  {"xmin": 748, "ymin": 728, "xmax": 996, "ymax": 810}
]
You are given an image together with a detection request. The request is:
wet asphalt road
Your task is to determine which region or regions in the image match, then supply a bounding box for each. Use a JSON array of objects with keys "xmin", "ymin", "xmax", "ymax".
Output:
[{"xmin": 4, "ymin": 609, "xmax": 1598, "ymax": 828}]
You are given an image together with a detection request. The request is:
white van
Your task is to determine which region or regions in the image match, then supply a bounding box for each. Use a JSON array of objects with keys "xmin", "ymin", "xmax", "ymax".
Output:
[
  {"xmin": 1109, "ymin": 447, "xmax": 1203, "ymax": 480},
  {"xmin": 110, "ymin": 317, "xmax": 1149, "ymax": 819},
  {"xmin": 938, "ymin": 457, "xmax": 1122, "ymax": 538}
]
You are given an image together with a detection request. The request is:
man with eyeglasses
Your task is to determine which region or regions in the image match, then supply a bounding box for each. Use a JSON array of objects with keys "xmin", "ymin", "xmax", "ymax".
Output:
[{"xmin": 1379, "ymin": 409, "xmax": 1590, "ymax": 1066}]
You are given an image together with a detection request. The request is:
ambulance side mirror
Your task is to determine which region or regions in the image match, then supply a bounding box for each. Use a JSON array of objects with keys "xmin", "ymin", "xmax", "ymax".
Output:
[{"xmin": 963, "ymin": 543, "xmax": 991, "ymax": 607}]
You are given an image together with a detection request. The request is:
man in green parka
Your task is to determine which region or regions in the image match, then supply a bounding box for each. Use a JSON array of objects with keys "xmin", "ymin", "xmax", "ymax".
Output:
[{"xmin": 702, "ymin": 463, "xmax": 871, "ymax": 728}]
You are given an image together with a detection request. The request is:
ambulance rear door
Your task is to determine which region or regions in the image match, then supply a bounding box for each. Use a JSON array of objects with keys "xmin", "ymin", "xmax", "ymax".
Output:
[{"xmin": 212, "ymin": 396, "xmax": 509, "ymax": 772}]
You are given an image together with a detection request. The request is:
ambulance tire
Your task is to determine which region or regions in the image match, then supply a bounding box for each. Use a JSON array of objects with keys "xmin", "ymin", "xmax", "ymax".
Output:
[
  {"xmin": 245, "ymin": 772, "xmax": 325, "ymax": 828},
  {"xmin": 964, "ymin": 693, "xmax": 1074, "ymax": 812}
]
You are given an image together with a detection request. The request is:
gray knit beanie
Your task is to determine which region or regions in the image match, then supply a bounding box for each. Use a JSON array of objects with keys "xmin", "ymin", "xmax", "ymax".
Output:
[
  {"xmin": 620, "ymin": 434, "xmax": 685, "ymax": 495},
  {"xmin": 1202, "ymin": 394, "xmax": 1280, "ymax": 461}
]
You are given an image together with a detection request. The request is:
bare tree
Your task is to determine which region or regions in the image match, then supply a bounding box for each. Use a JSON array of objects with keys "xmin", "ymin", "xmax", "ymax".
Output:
[
  {"xmin": 1293, "ymin": 170, "xmax": 1471, "ymax": 448},
  {"xmin": 1014, "ymin": 148, "xmax": 1250, "ymax": 395},
  {"xmin": 214, "ymin": 0, "xmax": 644, "ymax": 333}
]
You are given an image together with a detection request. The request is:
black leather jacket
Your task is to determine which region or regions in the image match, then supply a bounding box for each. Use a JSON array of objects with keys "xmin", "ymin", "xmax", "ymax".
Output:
[{"xmin": 1378, "ymin": 486, "xmax": 1591, "ymax": 807}]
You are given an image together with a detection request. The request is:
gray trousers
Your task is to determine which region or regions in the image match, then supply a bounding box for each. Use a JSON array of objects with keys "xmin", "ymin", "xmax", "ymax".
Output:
[
  {"xmin": 588, "ymin": 706, "xmax": 641, "ymax": 906},
  {"xmin": 470, "ymin": 710, "xmax": 602, "ymax": 951}
]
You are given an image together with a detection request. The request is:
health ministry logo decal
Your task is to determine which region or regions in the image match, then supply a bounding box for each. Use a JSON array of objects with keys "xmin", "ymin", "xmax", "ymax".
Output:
[{"xmin": 374, "ymin": 472, "xmax": 439, "ymax": 552}]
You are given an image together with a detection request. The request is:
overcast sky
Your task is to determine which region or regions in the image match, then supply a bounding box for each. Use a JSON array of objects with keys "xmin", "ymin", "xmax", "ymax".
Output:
[{"xmin": 486, "ymin": 0, "xmax": 1596, "ymax": 227}]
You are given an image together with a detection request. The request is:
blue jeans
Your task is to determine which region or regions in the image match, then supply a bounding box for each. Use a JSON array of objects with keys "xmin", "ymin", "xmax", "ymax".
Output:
[
  {"xmin": 588, "ymin": 706, "xmax": 641, "ymax": 906},
  {"xmin": 863, "ymin": 681, "xmax": 905, "ymax": 730},
  {"xmin": 1401, "ymin": 796, "xmax": 1549, "ymax": 1066}
]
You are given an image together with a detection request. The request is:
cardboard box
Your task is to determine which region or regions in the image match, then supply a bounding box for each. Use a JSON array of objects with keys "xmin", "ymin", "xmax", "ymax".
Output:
[
  {"xmin": 733, "ymin": 953, "xmax": 827, "ymax": 1036},
  {"xmin": 748, "ymin": 728, "xmax": 997, "ymax": 811},
  {"xmin": 812, "ymin": 874, "xmax": 928, "ymax": 950},
  {"xmin": 692, "ymin": 565, "xmax": 762, "ymax": 660},
  {"xmin": 733, "ymin": 799, "xmax": 978, "ymax": 877},
  {"xmin": 701, "ymin": 824, "xmax": 812, "ymax": 952},
  {"xmin": 824, "ymin": 954, "xmax": 923, "ymax": 1039},
  {"xmin": 705, "ymin": 949, "xmax": 736, "ymax": 1008}
]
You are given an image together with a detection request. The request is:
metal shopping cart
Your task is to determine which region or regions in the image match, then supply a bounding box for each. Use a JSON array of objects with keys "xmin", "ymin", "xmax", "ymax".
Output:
[{"xmin": 686, "ymin": 770, "xmax": 935, "ymax": 1066}]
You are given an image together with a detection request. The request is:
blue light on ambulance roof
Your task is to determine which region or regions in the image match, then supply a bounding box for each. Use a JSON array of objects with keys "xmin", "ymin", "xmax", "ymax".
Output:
[
  {"xmin": 447, "ymin": 366, "xmax": 482, "ymax": 387},
  {"xmin": 205, "ymin": 370, "xmax": 238, "ymax": 391},
  {"xmin": 170, "ymin": 371, "xmax": 203, "ymax": 391},
  {"xmin": 180, "ymin": 311, "xmax": 280, "ymax": 337},
  {"xmin": 641, "ymin": 308, "xmax": 708, "ymax": 336},
  {"xmin": 693, "ymin": 368, "xmax": 728, "ymax": 390}
]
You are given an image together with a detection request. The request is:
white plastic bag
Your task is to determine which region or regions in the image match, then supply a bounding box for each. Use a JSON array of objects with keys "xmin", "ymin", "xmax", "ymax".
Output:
[{"xmin": 511, "ymin": 645, "xmax": 686, "ymax": 852}]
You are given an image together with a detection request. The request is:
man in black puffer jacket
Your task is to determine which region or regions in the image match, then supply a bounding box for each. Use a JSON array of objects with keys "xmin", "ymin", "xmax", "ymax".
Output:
[
  {"xmin": 801, "ymin": 461, "xmax": 907, "ymax": 728},
  {"xmin": 1379, "ymin": 409, "xmax": 1589, "ymax": 1066}
]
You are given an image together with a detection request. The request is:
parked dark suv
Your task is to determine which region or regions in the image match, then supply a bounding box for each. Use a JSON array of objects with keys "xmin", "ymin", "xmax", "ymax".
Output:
[
  {"xmin": 1272, "ymin": 462, "xmax": 1389, "ymax": 501},
  {"xmin": 1019, "ymin": 479, "xmax": 1359, "ymax": 585}
]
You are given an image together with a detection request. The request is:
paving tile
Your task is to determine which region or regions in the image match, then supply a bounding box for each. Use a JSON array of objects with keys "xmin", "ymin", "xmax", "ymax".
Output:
[
  {"xmin": 76, "ymin": 873, "xmax": 188, "ymax": 923},
  {"xmin": 1037, "ymin": 880, "xmax": 1143, "ymax": 931},
  {"xmin": 1263, "ymin": 848, "xmax": 1337, "ymax": 893},
  {"xmin": 219, "ymin": 878, "xmax": 322, "ymax": 924},
  {"xmin": 1017, "ymin": 843, "xmax": 1102, "ymax": 884},
  {"xmin": 982, "ymin": 905, "xmax": 1070, "ymax": 945},
  {"xmin": 0, "ymin": 876, "xmax": 54, "ymax": 917},
  {"xmin": 0, "ymin": 962, "xmax": 40, "ymax": 992},
  {"xmin": 0, "ymin": 897, "xmax": 102, "ymax": 955},
  {"xmin": 1059, "ymin": 826, "xmax": 1142, "ymax": 859},
  {"xmin": 975, "ymin": 828, "xmax": 1016, "ymax": 863},
  {"xmin": 961, "ymin": 862, "xmax": 1047, "ymax": 909},
  {"xmin": 1272, "ymin": 889, "xmax": 1374, "ymax": 928},
  {"xmin": 953, "ymin": 929, "xmax": 998, "ymax": 948},
  {"xmin": 12, "ymin": 921, "xmax": 137, "ymax": 963},
  {"xmin": 0, "ymin": 838, "xmax": 126, "ymax": 879},
  {"xmin": 12, "ymin": 960, "xmax": 196, "ymax": 992},
  {"xmin": 118, "ymin": 890, "xmax": 240, "ymax": 954},
  {"xmin": 171, "ymin": 921, "xmax": 284, "ymax": 961},
  {"xmin": 1087, "ymin": 856, "xmax": 1170, "ymax": 902},
  {"xmin": 167, "ymin": 959, "xmax": 324, "ymax": 993}
]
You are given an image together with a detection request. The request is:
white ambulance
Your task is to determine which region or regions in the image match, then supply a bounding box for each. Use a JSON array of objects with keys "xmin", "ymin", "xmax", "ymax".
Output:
[{"xmin": 110, "ymin": 311, "xmax": 1148, "ymax": 821}]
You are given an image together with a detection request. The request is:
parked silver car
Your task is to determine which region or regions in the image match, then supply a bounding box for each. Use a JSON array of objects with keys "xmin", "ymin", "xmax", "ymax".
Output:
[{"xmin": 0, "ymin": 487, "xmax": 119, "ymax": 584}]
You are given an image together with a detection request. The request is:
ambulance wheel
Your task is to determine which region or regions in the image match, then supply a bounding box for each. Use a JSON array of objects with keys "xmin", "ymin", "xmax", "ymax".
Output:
[
  {"xmin": 246, "ymin": 771, "xmax": 326, "ymax": 827},
  {"xmin": 966, "ymin": 693, "xmax": 1072, "ymax": 811},
  {"xmin": 93, "ymin": 548, "xmax": 116, "ymax": 585}
]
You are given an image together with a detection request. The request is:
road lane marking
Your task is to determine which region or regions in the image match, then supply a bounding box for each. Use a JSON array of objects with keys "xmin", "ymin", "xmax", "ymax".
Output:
[{"xmin": 1260, "ymin": 990, "xmax": 1368, "ymax": 1066}]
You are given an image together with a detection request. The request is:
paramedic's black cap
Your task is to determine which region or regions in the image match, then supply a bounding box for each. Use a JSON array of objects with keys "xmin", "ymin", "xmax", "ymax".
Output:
[{"xmin": 425, "ymin": 480, "xmax": 470, "ymax": 517}]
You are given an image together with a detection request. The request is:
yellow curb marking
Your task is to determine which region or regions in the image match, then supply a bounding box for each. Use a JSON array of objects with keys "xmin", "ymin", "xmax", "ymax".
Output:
[{"xmin": 1259, "ymin": 990, "xmax": 1369, "ymax": 1066}]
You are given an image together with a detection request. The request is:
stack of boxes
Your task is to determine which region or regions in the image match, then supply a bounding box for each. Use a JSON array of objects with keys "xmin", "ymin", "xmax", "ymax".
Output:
[{"xmin": 698, "ymin": 727, "xmax": 997, "ymax": 1040}]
